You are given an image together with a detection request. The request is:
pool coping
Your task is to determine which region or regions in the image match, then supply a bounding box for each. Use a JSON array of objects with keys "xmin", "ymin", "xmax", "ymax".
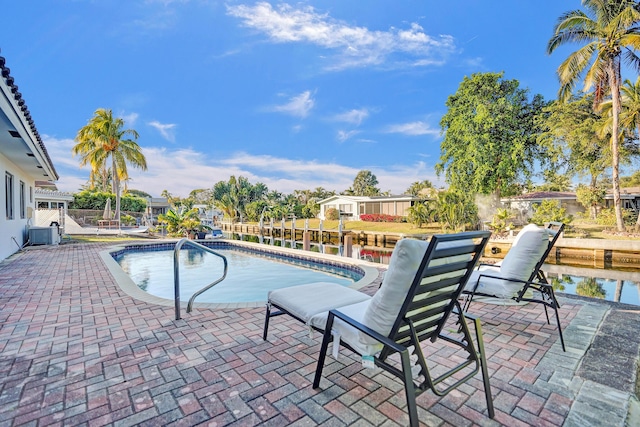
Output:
[{"xmin": 99, "ymin": 238, "xmax": 382, "ymax": 310}]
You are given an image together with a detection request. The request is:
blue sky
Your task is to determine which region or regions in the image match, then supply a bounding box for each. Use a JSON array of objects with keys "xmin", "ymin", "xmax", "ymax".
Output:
[{"xmin": 2, "ymin": 1, "xmax": 576, "ymax": 197}]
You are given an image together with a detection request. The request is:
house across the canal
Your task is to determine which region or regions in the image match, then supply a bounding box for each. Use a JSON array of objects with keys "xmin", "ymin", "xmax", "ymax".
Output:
[
  {"xmin": 318, "ymin": 194, "xmax": 420, "ymax": 221},
  {"xmin": 502, "ymin": 189, "xmax": 640, "ymax": 225}
]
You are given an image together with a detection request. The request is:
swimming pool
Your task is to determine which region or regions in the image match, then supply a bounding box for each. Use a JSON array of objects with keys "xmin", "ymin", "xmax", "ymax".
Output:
[{"xmin": 107, "ymin": 241, "xmax": 377, "ymax": 306}]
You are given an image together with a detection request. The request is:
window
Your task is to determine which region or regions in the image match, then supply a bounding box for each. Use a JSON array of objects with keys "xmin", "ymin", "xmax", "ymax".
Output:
[
  {"xmin": 38, "ymin": 201, "xmax": 49, "ymax": 209},
  {"xmin": 338, "ymin": 204, "xmax": 352, "ymax": 213},
  {"xmin": 20, "ymin": 181, "xmax": 25, "ymax": 219},
  {"xmin": 363, "ymin": 202, "xmax": 381, "ymax": 215},
  {"xmin": 29, "ymin": 186, "xmax": 33, "ymax": 203},
  {"xmin": 5, "ymin": 173, "xmax": 14, "ymax": 220}
]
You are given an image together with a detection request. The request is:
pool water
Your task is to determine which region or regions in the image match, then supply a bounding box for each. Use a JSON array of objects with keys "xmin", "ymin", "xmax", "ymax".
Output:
[{"xmin": 115, "ymin": 247, "xmax": 362, "ymax": 303}]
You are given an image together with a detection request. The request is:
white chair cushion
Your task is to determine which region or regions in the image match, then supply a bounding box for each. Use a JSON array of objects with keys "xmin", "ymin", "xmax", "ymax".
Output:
[
  {"xmin": 310, "ymin": 237, "xmax": 476, "ymax": 356},
  {"xmin": 309, "ymin": 300, "xmax": 383, "ymax": 356},
  {"xmin": 500, "ymin": 224, "xmax": 550, "ymax": 282},
  {"xmin": 465, "ymin": 224, "xmax": 550, "ymax": 299},
  {"xmin": 268, "ymin": 282, "xmax": 370, "ymax": 325},
  {"xmin": 465, "ymin": 265, "xmax": 525, "ymax": 300},
  {"xmin": 360, "ymin": 239, "xmax": 430, "ymax": 344}
]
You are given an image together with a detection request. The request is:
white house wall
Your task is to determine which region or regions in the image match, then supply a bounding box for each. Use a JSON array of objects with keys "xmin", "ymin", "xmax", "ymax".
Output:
[
  {"xmin": 320, "ymin": 197, "xmax": 360, "ymax": 220},
  {"xmin": 0, "ymin": 151, "xmax": 36, "ymax": 260}
]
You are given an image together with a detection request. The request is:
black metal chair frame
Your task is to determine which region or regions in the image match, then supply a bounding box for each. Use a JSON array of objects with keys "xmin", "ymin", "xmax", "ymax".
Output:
[
  {"xmin": 462, "ymin": 222, "xmax": 566, "ymax": 352},
  {"xmin": 313, "ymin": 231, "xmax": 494, "ymax": 427}
]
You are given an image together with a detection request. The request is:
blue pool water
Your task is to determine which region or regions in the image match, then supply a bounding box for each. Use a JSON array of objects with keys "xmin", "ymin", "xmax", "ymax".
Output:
[{"xmin": 113, "ymin": 243, "xmax": 364, "ymax": 303}]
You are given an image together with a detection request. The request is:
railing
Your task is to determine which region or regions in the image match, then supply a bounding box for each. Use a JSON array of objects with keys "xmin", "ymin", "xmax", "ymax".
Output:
[{"xmin": 173, "ymin": 238, "xmax": 228, "ymax": 320}]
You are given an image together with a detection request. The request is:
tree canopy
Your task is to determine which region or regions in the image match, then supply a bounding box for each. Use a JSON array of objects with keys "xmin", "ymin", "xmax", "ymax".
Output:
[
  {"xmin": 73, "ymin": 109, "xmax": 147, "ymax": 220},
  {"xmin": 405, "ymin": 180, "xmax": 435, "ymax": 198},
  {"xmin": 436, "ymin": 72, "xmax": 544, "ymax": 201},
  {"xmin": 343, "ymin": 170, "xmax": 381, "ymax": 196},
  {"xmin": 536, "ymin": 94, "xmax": 609, "ymax": 188},
  {"xmin": 548, "ymin": 0, "xmax": 640, "ymax": 231}
]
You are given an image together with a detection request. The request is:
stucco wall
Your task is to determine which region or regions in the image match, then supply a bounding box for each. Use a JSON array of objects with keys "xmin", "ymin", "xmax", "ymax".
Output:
[{"xmin": 0, "ymin": 152, "xmax": 36, "ymax": 260}]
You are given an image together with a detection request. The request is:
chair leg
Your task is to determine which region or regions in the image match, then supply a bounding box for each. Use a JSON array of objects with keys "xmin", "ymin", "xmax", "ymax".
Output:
[
  {"xmin": 553, "ymin": 303, "xmax": 566, "ymax": 352},
  {"xmin": 263, "ymin": 303, "xmax": 271, "ymax": 341},
  {"xmin": 313, "ymin": 312, "xmax": 335, "ymax": 389},
  {"xmin": 542, "ymin": 304, "xmax": 551, "ymax": 324},
  {"xmin": 472, "ymin": 316, "xmax": 495, "ymax": 418},
  {"xmin": 545, "ymin": 288, "xmax": 566, "ymax": 352},
  {"xmin": 400, "ymin": 349, "xmax": 419, "ymax": 427}
]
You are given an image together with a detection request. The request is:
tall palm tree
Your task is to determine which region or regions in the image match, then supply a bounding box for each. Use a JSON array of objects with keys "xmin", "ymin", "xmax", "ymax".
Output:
[
  {"xmin": 601, "ymin": 77, "xmax": 640, "ymax": 227},
  {"xmin": 547, "ymin": 0, "xmax": 640, "ymax": 232},
  {"xmin": 73, "ymin": 109, "xmax": 147, "ymax": 221}
]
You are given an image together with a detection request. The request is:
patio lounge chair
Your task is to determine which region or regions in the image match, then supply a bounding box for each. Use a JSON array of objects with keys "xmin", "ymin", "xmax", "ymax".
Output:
[
  {"xmin": 462, "ymin": 222, "xmax": 566, "ymax": 351},
  {"xmin": 264, "ymin": 231, "xmax": 493, "ymax": 426}
]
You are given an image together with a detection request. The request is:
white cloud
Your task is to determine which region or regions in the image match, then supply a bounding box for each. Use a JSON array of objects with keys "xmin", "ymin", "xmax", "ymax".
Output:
[
  {"xmin": 42, "ymin": 135, "xmax": 79, "ymax": 170},
  {"xmin": 148, "ymin": 121, "xmax": 177, "ymax": 142},
  {"xmin": 384, "ymin": 121, "xmax": 440, "ymax": 136},
  {"xmin": 227, "ymin": 2, "xmax": 457, "ymax": 70},
  {"xmin": 44, "ymin": 136, "xmax": 439, "ymax": 198},
  {"xmin": 121, "ymin": 112, "xmax": 139, "ymax": 126},
  {"xmin": 333, "ymin": 108, "xmax": 369, "ymax": 125},
  {"xmin": 337, "ymin": 130, "xmax": 360, "ymax": 142},
  {"xmin": 373, "ymin": 162, "xmax": 444, "ymax": 194},
  {"xmin": 270, "ymin": 90, "xmax": 315, "ymax": 118}
]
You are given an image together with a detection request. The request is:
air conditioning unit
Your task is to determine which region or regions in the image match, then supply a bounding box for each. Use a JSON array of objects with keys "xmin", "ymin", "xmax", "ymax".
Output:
[{"xmin": 28, "ymin": 226, "xmax": 60, "ymax": 245}]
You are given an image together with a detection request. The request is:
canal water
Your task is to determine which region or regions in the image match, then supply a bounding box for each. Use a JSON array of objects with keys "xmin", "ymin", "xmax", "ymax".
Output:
[{"xmin": 225, "ymin": 232, "xmax": 640, "ymax": 307}]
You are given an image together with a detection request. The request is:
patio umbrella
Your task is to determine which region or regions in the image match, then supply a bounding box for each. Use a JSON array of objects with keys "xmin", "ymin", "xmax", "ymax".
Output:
[{"xmin": 103, "ymin": 198, "xmax": 112, "ymax": 220}]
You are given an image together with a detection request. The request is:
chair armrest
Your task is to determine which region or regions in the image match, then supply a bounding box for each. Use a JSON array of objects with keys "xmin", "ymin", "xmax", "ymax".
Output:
[
  {"xmin": 329, "ymin": 309, "xmax": 406, "ymax": 354},
  {"xmin": 454, "ymin": 305, "xmax": 478, "ymax": 322},
  {"xmin": 476, "ymin": 262, "xmax": 498, "ymax": 270},
  {"xmin": 463, "ymin": 272, "xmax": 511, "ymax": 295},
  {"xmin": 467, "ymin": 273, "xmax": 554, "ymax": 298}
]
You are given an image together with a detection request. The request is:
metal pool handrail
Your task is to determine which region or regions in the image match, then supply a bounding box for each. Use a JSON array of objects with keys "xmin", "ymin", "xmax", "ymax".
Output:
[{"xmin": 174, "ymin": 238, "xmax": 228, "ymax": 320}]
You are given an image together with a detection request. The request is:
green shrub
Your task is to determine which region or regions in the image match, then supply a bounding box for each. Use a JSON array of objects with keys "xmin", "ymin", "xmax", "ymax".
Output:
[
  {"xmin": 120, "ymin": 214, "xmax": 137, "ymax": 226},
  {"xmin": 530, "ymin": 200, "xmax": 573, "ymax": 226},
  {"xmin": 595, "ymin": 208, "xmax": 636, "ymax": 227},
  {"xmin": 70, "ymin": 190, "xmax": 146, "ymax": 212},
  {"xmin": 489, "ymin": 208, "xmax": 514, "ymax": 235},
  {"xmin": 436, "ymin": 190, "xmax": 478, "ymax": 232},
  {"xmin": 407, "ymin": 202, "xmax": 436, "ymax": 228},
  {"xmin": 325, "ymin": 207, "xmax": 339, "ymax": 220}
]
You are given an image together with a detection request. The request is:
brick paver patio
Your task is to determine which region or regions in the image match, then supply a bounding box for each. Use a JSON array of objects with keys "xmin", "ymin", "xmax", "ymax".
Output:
[{"xmin": 0, "ymin": 240, "xmax": 637, "ymax": 426}]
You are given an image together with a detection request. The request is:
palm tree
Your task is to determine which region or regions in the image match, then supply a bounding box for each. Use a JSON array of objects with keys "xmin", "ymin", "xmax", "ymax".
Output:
[
  {"xmin": 547, "ymin": 0, "xmax": 640, "ymax": 232},
  {"xmin": 619, "ymin": 78, "xmax": 640, "ymax": 136},
  {"xmin": 73, "ymin": 109, "xmax": 147, "ymax": 221},
  {"xmin": 601, "ymin": 77, "xmax": 640, "ymax": 228},
  {"xmin": 158, "ymin": 208, "xmax": 202, "ymax": 237}
]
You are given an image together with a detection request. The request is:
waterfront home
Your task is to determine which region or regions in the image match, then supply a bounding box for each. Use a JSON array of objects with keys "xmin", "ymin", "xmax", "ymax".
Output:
[
  {"xmin": 501, "ymin": 191, "xmax": 583, "ymax": 224},
  {"xmin": 0, "ymin": 55, "xmax": 59, "ymax": 260},
  {"xmin": 318, "ymin": 194, "xmax": 419, "ymax": 221},
  {"xmin": 604, "ymin": 186, "xmax": 640, "ymax": 212},
  {"xmin": 144, "ymin": 197, "xmax": 170, "ymax": 225}
]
